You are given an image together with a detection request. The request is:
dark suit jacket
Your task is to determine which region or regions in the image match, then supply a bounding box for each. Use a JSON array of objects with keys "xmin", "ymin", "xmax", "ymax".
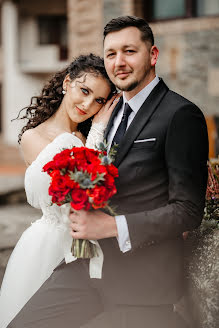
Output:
[{"xmin": 97, "ymin": 79, "xmax": 208, "ymax": 306}]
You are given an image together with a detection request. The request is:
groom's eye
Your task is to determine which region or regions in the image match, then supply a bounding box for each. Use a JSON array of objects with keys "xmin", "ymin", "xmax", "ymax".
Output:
[
  {"xmin": 125, "ymin": 49, "xmax": 135, "ymax": 54},
  {"xmin": 81, "ymin": 88, "xmax": 89, "ymax": 95},
  {"xmin": 107, "ymin": 53, "xmax": 115, "ymax": 58}
]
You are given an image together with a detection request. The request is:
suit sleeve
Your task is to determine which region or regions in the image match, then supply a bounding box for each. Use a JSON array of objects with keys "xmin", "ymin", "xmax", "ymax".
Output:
[{"xmin": 125, "ymin": 104, "xmax": 209, "ymax": 250}]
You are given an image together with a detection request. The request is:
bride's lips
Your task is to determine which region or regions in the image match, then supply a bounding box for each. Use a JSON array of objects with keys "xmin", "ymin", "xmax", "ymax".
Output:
[{"xmin": 75, "ymin": 107, "xmax": 87, "ymax": 115}]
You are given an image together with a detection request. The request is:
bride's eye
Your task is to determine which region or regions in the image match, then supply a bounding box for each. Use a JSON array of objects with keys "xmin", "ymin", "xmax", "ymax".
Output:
[
  {"xmin": 96, "ymin": 98, "xmax": 105, "ymax": 105},
  {"xmin": 81, "ymin": 88, "xmax": 89, "ymax": 95}
]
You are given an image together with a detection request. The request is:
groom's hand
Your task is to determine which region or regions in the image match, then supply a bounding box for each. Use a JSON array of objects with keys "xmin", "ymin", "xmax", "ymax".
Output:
[{"xmin": 69, "ymin": 209, "xmax": 118, "ymax": 240}]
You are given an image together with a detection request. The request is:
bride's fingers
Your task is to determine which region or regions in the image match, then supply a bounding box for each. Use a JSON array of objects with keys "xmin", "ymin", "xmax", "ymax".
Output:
[
  {"xmin": 92, "ymin": 93, "xmax": 121, "ymax": 124},
  {"xmin": 105, "ymin": 93, "xmax": 121, "ymax": 111}
]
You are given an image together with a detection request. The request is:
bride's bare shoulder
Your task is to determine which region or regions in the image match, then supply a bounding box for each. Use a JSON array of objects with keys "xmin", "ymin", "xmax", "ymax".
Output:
[{"xmin": 20, "ymin": 128, "xmax": 49, "ymax": 166}]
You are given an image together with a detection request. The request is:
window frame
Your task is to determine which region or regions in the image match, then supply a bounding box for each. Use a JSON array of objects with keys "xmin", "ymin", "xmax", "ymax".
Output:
[
  {"xmin": 143, "ymin": 0, "xmax": 219, "ymax": 23},
  {"xmin": 37, "ymin": 15, "xmax": 68, "ymax": 61}
]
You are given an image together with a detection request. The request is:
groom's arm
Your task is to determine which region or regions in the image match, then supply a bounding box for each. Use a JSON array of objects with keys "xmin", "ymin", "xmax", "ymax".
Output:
[{"xmin": 125, "ymin": 104, "xmax": 209, "ymax": 250}]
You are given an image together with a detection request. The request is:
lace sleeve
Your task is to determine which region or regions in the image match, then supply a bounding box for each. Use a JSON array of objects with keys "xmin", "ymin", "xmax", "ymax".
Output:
[{"xmin": 85, "ymin": 122, "xmax": 106, "ymax": 149}]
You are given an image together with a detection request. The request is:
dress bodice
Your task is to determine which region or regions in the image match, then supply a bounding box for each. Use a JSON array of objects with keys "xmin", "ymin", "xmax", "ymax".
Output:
[{"xmin": 24, "ymin": 132, "xmax": 84, "ymax": 225}]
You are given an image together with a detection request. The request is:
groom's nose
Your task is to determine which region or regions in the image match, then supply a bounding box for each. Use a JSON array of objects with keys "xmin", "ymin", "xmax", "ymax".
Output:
[{"xmin": 114, "ymin": 52, "xmax": 126, "ymax": 68}]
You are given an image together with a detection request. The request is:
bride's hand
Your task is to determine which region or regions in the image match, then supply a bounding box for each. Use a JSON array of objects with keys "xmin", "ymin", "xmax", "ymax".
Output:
[{"xmin": 92, "ymin": 93, "xmax": 121, "ymax": 126}]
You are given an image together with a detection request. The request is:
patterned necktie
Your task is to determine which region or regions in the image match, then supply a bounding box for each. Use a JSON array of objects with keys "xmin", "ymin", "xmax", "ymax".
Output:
[{"xmin": 112, "ymin": 103, "xmax": 132, "ymax": 145}]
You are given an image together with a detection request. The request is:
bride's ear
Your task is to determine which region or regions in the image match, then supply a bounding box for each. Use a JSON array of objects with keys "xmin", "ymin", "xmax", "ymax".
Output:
[{"xmin": 63, "ymin": 74, "xmax": 71, "ymax": 91}]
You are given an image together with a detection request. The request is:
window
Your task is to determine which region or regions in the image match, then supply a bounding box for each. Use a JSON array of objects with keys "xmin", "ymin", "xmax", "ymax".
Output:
[
  {"xmin": 37, "ymin": 16, "xmax": 68, "ymax": 60},
  {"xmin": 143, "ymin": 0, "xmax": 219, "ymax": 22},
  {"xmin": 197, "ymin": 0, "xmax": 219, "ymax": 16},
  {"xmin": 153, "ymin": 0, "xmax": 186, "ymax": 20}
]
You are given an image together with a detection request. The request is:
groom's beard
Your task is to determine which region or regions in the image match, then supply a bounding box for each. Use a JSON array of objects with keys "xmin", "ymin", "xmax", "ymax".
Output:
[
  {"xmin": 118, "ymin": 80, "xmax": 138, "ymax": 92},
  {"xmin": 114, "ymin": 68, "xmax": 149, "ymax": 92}
]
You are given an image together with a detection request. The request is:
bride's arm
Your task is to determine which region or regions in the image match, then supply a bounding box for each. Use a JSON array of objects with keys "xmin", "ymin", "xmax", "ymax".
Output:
[
  {"xmin": 85, "ymin": 122, "xmax": 106, "ymax": 149},
  {"xmin": 85, "ymin": 93, "xmax": 121, "ymax": 149},
  {"xmin": 20, "ymin": 129, "xmax": 49, "ymax": 166}
]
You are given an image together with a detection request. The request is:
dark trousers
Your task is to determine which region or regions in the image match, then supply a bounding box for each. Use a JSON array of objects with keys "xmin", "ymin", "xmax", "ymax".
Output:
[{"xmin": 9, "ymin": 260, "xmax": 188, "ymax": 328}]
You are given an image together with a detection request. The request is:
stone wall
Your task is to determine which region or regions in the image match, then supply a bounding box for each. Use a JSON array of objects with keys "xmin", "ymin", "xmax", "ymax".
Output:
[
  {"xmin": 103, "ymin": 0, "xmax": 134, "ymax": 27},
  {"xmin": 151, "ymin": 17, "xmax": 219, "ymax": 116},
  {"xmin": 67, "ymin": 1, "xmax": 219, "ymax": 116},
  {"xmin": 67, "ymin": 0, "xmax": 103, "ymax": 58},
  {"xmin": 67, "ymin": 0, "xmax": 135, "ymax": 58}
]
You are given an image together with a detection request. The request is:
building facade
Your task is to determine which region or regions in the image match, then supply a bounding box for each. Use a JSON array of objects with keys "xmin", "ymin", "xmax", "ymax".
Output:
[{"xmin": 0, "ymin": 0, "xmax": 219, "ymax": 155}]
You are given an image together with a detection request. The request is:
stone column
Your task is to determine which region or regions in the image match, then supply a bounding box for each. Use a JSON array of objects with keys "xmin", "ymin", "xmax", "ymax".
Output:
[
  {"xmin": 121, "ymin": 0, "xmax": 135, "ymax": 16},
  {"xmin": 67, "ymin": 0, "xmax": 103, "ymax": 59},
  {"xmin": 1, "ymin": 0, "xmax": 19, "ymax": 144}
]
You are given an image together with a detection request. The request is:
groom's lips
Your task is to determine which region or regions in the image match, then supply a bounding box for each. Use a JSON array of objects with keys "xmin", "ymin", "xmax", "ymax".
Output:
[
  {"xmin": 115, "ymin": 71, "xmax": 131, "ymax": 78},
  {"xmin": 76, "ymin": 107, "xmax": 87, "ymax": 115}
]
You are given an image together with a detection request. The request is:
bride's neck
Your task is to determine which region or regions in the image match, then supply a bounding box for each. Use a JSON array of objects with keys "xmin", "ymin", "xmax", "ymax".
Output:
[{"xmin": 49, "ymin": 107, "xmax": 78, "ymax": 133}]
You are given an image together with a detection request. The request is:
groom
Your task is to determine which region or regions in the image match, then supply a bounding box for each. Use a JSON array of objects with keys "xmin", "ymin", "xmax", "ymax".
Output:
[
  {"xmin": 69, "ymin": 14, "xmax": 209, "ymax": 321},
  {"xmin": 9, "ymin": 16, "xmax": 208, "ymax": 328}
]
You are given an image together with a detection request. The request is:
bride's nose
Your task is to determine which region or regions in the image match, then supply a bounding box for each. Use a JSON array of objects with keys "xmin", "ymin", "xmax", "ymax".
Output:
[{"xmin": 81, "ymin": 97, "xmax": 93, "ymax": 111}]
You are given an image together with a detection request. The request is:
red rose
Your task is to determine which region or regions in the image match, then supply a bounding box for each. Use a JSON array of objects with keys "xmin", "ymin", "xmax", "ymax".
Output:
[
  {"xmin": 42, "ymin": 160, "xmax": 57, "ymax": 174},
  {"xmin": 68, "ymin": 157, "xmax": 76, "ymax": 171},
  {"xmin": 71, "ymin": 189, "xmax": 89, "ymax": 210},
  {"xmin": 104, "ymin": 174, "xmax": 115, "ymax": 188},
  {"xmin": 96, "ymin": 165, "xmax": 107, "ymax": 176},
  {"xmin": 65, "ymin": 176, "xmax": 80, "ymax": 189},
  {"xmin": 53, "ymin": 149, "xmax": 73, "ymax": 170},
  {"xmin": 50, "ymin": 171, "xmax": 68, "ymax": 191},
  {"xmin": 106, "ymin": 164, "xmax": 118, "ymax": 178},
  {"xmin": 49, "ymin": 187, "xmax": 70, "ymax": 204},
  {"xmin": 72, "ymin": 147, "xmax": 87, "ymax": 161},
  {"xmin": 108, "ymin": 184, "xmax": 117, "ymax": 198},
  {"xmin": 53, "ymin": 149, "xmax": 72, "ymax": 161},
  {"xmin": 85, "ymin": 149, "xmax": 101, "ymax": 165},
  {"xmin": 86, "ymin": 163, "xmax": 104, "ymax": 181},
  {"xmin": 75, "ymin": 159, "xmax": 88, "ymax": 171},
  {"xmin": 88, "ymin": 185, "xmax": 109, "ymax": 207}
]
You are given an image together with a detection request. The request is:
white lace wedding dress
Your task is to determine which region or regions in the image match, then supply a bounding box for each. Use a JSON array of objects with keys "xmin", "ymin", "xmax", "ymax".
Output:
[{"xmin": 0, "ymin": 124, "xmax": 105, "ymax": 328}]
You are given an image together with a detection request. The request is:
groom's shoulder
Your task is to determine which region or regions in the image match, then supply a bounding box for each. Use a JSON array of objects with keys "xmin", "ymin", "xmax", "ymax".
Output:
[
  {"xmin": 166, "ymin": 88, "xmax": 196, "ymax": 107},
  {"xmin": 163, "ymin": 87, "xmax": 203, "ymax": 116}
]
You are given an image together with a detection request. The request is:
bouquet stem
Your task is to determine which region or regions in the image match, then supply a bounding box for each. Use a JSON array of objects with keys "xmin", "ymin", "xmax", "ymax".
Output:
[{"xmin": 71, "ymin": 239, "xmax": 97, "ymax": 258}]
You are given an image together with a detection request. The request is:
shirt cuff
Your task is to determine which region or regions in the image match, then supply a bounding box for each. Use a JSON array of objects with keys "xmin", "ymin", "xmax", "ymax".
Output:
[{"xmin": 115, "ymin": 215, "xmax": 131, "ymax": 253}]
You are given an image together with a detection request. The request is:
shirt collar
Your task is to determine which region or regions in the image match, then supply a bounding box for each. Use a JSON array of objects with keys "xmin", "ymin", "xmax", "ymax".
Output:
[{"xmin": 122, "ymin": 75, "xmax": 160, "ymax": 114}]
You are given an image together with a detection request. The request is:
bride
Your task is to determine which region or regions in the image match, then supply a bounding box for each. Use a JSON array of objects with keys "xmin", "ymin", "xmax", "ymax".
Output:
[{"xmin": 0, "ymin": 53, "xmax": 118, "ymax": 328}]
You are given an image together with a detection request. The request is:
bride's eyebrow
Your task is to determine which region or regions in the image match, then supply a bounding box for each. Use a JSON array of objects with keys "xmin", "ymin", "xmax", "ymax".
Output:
[{"xmin": 81, "ymin": 83, "xmax": 93, "ymax": 93}]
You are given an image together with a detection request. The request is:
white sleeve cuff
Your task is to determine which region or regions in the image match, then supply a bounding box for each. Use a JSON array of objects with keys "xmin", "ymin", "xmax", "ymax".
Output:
[{"xmin": 115, "ymin": 215, "xmax": 131, "ymax": 253}]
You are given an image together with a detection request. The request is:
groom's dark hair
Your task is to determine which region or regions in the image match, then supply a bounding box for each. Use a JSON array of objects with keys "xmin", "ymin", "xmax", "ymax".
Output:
[{"xmin": 103, "ymin": 16, "xmax": 154, "ymax": 46}]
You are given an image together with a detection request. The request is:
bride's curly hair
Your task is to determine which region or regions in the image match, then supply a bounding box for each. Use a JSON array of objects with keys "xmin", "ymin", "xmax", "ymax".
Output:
[{"xmin": 16, "ymin": 53, "xmax": 116, "ymax": 143}]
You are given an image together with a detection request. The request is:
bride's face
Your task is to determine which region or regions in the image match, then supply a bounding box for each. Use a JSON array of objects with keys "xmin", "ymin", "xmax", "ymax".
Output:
[{"xmin": 62, "ymin": 73, "xmax": 111, "ymax": 123}]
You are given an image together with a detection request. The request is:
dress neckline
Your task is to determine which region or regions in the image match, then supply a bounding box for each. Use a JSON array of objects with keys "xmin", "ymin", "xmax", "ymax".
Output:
[{"xmin": 26, "ymin": 132, "xmax": 83, "ymax": 173}]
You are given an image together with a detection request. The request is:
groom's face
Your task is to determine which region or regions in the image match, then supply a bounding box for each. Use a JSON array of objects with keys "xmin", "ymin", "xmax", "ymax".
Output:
[{"xmin": 104, "ymin": 27, "xmax": 156, "ymax": 97}]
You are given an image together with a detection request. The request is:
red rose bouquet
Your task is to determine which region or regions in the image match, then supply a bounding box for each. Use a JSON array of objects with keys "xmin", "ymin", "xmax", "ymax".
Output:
[{"xmin": 43, "ymin": 144, "xmax": 118, "ymax": 258}]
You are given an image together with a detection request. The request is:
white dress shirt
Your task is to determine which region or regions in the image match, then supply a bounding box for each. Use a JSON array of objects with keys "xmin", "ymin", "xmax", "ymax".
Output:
[{"xmin": 108, "ymin": 75, "xmax": 160, "ymax": 252}]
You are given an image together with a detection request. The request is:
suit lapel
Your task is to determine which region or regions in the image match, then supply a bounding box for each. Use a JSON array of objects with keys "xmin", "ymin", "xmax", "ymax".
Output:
[
  {"xmin": 114, "ymin": 79, "xmax": 169, "ymax": 167},
  {"xmin": 104, "ymin": 96, "xmax": 123, "ymax": 141}
]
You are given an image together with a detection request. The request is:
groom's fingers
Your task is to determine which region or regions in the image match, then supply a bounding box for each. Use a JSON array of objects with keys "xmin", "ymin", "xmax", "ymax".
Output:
[
  {"xmin": 69, "ymin": 209, "xmax": 86, "ymax": 220},
  {"xmin": 70, "ymin": 230, "xmax": 84, "ymax": 239},
  {"xmin": 70, "ymin": 222, "xmax": 79, "ymax": 232}
]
